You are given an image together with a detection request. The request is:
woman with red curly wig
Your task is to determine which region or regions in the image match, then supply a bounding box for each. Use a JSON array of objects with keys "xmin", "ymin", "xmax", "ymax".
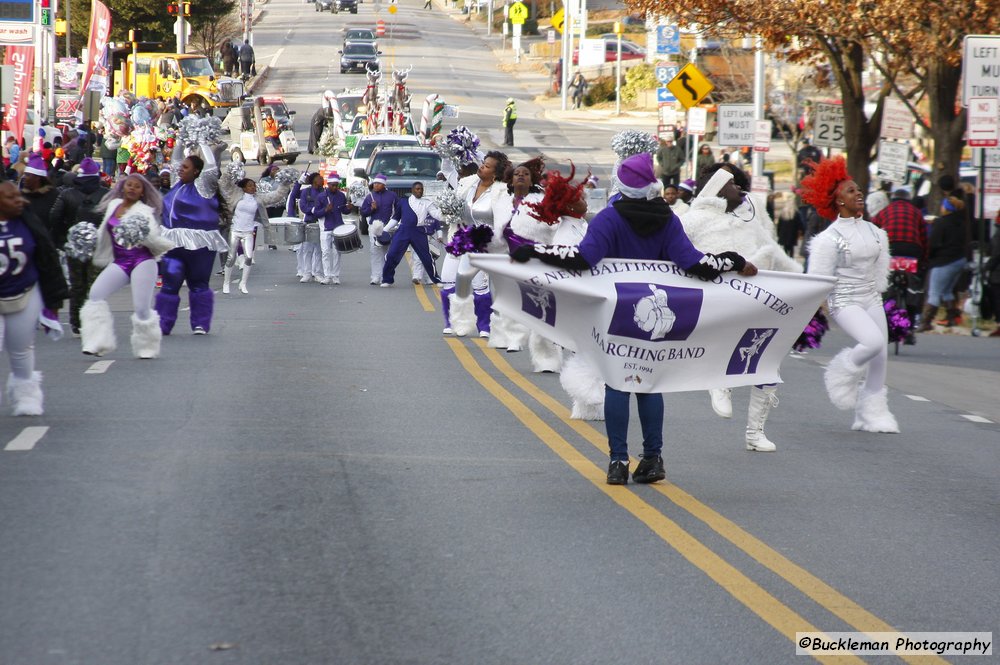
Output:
[{"xmin": 800, "ymin": 157, "xmax": 897, "ymax": 433}]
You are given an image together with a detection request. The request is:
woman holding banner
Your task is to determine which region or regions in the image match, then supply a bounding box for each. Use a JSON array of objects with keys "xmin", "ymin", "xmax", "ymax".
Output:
[{"xmin": 800, "ymin": 157, "xmax": 898, "ymax": 433}]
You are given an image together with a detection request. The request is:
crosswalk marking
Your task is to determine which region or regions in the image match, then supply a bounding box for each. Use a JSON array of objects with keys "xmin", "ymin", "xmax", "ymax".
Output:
[
  {"xmin": 85, "ymin": 360, "xmax": 114, "ymax": 374},
  {"xmin": 961, "ymin": 414, "xmax": 993, "ymax": 424},
  {"xmin": 4, "ymin": 426, "xmax": 49, "ymax": 451},
  {"xmin": 905, "ymin": 395, "xmax": 930, "ymax": 402}
]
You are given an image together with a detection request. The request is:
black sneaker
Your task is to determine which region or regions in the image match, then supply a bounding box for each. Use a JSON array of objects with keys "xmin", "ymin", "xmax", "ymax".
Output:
[
  {"xmin": 632, "ymin": 455, "xmax": 665, "ymax": 484},
  {"xmin": 606, "ymin": 460, "xmax": 629, "ymax": 485}
]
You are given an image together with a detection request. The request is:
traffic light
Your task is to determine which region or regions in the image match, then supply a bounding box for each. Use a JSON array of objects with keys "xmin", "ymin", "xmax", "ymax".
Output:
[
  {"xmin": 166, "ymin": 3, "xmax": 179, "ymax": 14},
  {"xmin": 182, "ymin": 2, "xmax": 190, "ymax": 16}
]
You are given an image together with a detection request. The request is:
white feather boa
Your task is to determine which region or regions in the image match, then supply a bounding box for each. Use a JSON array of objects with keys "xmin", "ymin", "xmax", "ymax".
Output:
[{"xmin": 679, "ymin": 196, "xmax": 802, "ymax": 274}]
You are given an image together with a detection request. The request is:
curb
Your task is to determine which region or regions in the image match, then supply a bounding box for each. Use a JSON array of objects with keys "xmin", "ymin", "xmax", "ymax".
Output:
[{"xmin": 246, "ymin": 65, "xmax": 270, "ymax": 95}]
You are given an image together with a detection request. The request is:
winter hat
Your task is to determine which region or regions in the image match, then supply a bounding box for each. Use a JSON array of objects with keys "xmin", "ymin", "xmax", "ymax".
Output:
[
  {"xmin": 372, "ymin": 173, "xmax": 387, "ymax": 185},
  {"xmin": 697, "ymin": 168, "xmax": 733, "ymax": 199},
  {"xmin": 865, "ymin": 190, "xmax": 890, "ymax": 218},
  {"xmin": 617, "ymin": 153, "xmax": 657, "ymax": 189},
  {"xmin": 78, "ymin": 157, "xmax": 101, "ymax": 177},
  {"xmin": 327, "ymin": 172, "xmax": 341, "ymax": 182},
  {"xmin": 24, "ymin": 154, "xmax": 48, "ymax": 177},
  {"xmin": 678, "ymin": 179, "xmax": 696, "ymax": 193},
  {"xmin": 891, "ymin": 185, "xmax": 911, "ymax": 200}
]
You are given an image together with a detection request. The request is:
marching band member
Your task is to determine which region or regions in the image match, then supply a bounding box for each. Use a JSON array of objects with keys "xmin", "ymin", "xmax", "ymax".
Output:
[
  {"xmin": 296, "ymin": 173, "xmax": 326, "ymax": 283},
  {"xmin": 381, "ymin": 181, "xmax": 440, "ymax": 287},
  {"xmin": 0, "ymin": 181, "xmax": 68, "ymax": 415},
  {"xmin": 223, "ymin": 178, "xmax": 269, "ymax": 294},
  {"xmin": 81, "ymin": 174, "xmax": 175, "ymax": 358},
  {"xmin": 360, "ymin": 174, "xmax": 399, "ymax": 286},
  {"xmin": 310, "ymin": 174, "xmax": 353, "ymax": 285},
  {"xmin": 509, "ymin": 153, "xmax": 755, "ymax": 485},
  {"xmin": 679, "ymin": 164, "xmax": 802, "ymax": 451},
  {"xmin": 800, "ymin": 157, "xmax": 898, "ymax": 433},
  {"xmin": 156, "ymin": 145, "xmax": 229, "ymax": 335}
]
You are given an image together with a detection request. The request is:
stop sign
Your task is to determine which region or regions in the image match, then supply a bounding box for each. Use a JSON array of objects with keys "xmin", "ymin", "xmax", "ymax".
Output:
[{"xmin": 376, "ymin": 19, "xmax": 386, "ymax": 36}]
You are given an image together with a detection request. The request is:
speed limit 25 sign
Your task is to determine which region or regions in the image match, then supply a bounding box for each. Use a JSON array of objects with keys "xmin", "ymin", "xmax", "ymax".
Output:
[{"xmin": 813, "ymin": 103, "xmax": 845, "ymax": 149}]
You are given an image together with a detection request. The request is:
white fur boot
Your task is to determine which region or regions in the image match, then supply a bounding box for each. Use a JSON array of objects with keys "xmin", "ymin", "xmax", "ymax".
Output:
[
  {"xmin": 852, "ymin": 388, "xmax": 900, "ymax": 433},
  {"xmin": 505, "ymin": 319, "xmax": 529, "ymax": 353},
  {"xmin": 745, "ymin": 386, "xmax": 778, "ymax": 452},
  {"xmin": 487, "ymin": 311, "xmax": 509, "ymax": 348},
  {"xmin": 130, "ymin": 313, "xmax": 162, "ymax": 359},
  {"xmin": 80, "ymin": 300, "xmax": 117, "ymax": 356},
  {"xmin": 709, "ymin": 388, "xmax": 733, "ymax": 418},
  {"xmin": 529, "ymin": 332, "xmax": 563, "ymax": 373},
  {"xmin": 8, "ymin": 372, "xmax": 43, "ymax": 416},
  {"xmin": 561, "ymin": 353, "xmax": 605, "ymax": 421},
  {"xmin": 824, "ymin": 348, "xmax": 866, "ymax": 410},
  {"xmin": 449, "ymin": 293, "xmax": 477, "ymax": 337}
]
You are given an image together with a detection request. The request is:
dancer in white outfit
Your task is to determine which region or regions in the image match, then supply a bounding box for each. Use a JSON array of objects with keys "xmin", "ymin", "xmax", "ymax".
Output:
[
  {"xmin": 800, "ymin": 157, "xmax": 898, "ymax": 433},
  {"xmin": 223, "ymin": 178, "xmax": 269, "ymax": 294}
]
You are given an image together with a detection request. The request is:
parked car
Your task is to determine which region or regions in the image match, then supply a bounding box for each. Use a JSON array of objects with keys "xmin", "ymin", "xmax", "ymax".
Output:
[
  {"xmin": 340, "ymin": 43, "xmax": 381, "ymax": 74},
  {"xmin": 333, "ymin": 0, "xmax": 358, "ymax": 12},
  {"xmin": 343, "ymin": 28, "xmax": 376, "ymax": 48},
  {"xmin": 572, "ymin": 39, "xmax": 646, "ymax": 65},
  {"xmin": 315, "ymin": 0, "xmax": 334, "ymax": 10}
]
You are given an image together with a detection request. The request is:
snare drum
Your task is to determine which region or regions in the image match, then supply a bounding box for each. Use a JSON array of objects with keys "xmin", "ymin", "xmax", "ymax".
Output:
[
  {"xmin": 284, "ymin": 220, "xmax": 305, "ymax": 244},
  {"xmin": 305, "ymin": 222, "xmax": 321, "ymax": 244},
  {"xmin": 333, "ymin": 223, "xmax": 362, "ymax": 253},
  {"xmin": 267, "ymin": 217, "xmax": 299, "ymax": 246}
]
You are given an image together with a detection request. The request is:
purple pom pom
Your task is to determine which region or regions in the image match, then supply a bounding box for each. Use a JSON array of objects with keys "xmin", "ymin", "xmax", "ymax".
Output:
[
  {"xmin": 884, "ymin": 299, "xmax": 912, "ymax": 343},
  {"xmin": 446, "ymin": 223, "xmax": 494, "ymax": 256},
  {"xmin": 793, "ymin": 309, "xmax": 829, "ymax": 352}
]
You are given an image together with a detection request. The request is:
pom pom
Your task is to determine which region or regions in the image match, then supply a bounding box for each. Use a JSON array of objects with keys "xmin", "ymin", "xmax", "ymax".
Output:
[
  {"xmin": 884, "ymin": 299, "xmax": 912, "ymax": 344},
  {"xmin": 446, "ymin": 223, "xmax": 493, "ymax": 256},
  {"xmin": 177, "ymin": 116, "xmax": 224, "ymax": 149},
  {"xmin": 434, "ymin": 125, "xmax": 482, "ymax": 168},
  {"xmin": 226, "ymin": 160, "xmax": 245, "ymax": 183},
  {"xmin": 348, "ymin": 179, "xmax": 369, "ymax": 205},
  {"xmin": 64, "ymin": 222, "xmax": 99, "ymax": 261},
  {"xmin": 793, "ymin": 308, "xmax": 829, "ymax": 352},
  {"xmin": 274, "ymin": 167, "xmax": 300, "ymax": 186},
  {"xmin": 112, "ymin": 215, "xmax": 150, "ymax": 249},
  {"xmin": 434, "ymin": 189, "xmax": 464, "ymax": 225},
  {"xmin": 610, "ymin": 130, "xmax": 658, "ymax": 160},
  {"xmin": 797, "ymin": 156, "xmax": 850, "ymax": 221},
  {"xmin": 526, "ymin": 163, "xmax": 587, "ymax": 226}
]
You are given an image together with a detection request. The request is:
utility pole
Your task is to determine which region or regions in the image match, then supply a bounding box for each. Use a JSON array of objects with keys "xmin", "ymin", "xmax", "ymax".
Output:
[{"xmin": 751, "ymin": 35, "xmax": 766, "ymax": 188}]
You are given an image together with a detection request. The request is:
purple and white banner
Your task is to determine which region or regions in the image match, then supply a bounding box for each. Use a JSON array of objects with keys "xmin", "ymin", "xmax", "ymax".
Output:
[{"xmin": 469, "ymin": 254, "xmax": 836, "ymax": 393}]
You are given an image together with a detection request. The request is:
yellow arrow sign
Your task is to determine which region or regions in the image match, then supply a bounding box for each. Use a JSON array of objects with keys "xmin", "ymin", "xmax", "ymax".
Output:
[
  {"xmin": 666, "ymin": 63, "xmax": 714, "ymax": 109},
  {"xmin": 508, "ymin": 1, "xmax": 528, "ymax": 24},
  {"xmin": 551, "ymin": 7, "xmax": 565, "ymax": 34}
]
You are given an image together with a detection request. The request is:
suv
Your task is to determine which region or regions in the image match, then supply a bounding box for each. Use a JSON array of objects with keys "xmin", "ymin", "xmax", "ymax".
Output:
[
  {"xmin": 340, "ymin": 43, "xmax": 381, "ymax": 74},
  {"xmin": 334, "ymin": 0, "xmax": 358, "ymax": 12},
  {"xmin": 340, "ymin": 133, "xmax": 422, "ymax": 195},
  {"xmin": 343, "ymin": 28, "xmax": 376, "ymax": 48},
  {"xmin": 363, "ymin": 147, "xmax": 443, "ymax": 198},
  {"xmin": 315, "ymin": 0, "xmax": 334, "ymax": 10}
]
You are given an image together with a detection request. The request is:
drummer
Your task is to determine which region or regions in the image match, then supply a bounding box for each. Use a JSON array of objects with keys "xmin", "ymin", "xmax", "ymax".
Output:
[
  {"xmin": 296, "ymin": 173, "xmax": 326, "ymax": 283},
  {"xmin": 309, "ymin": 173, "xmax": 354, "ymax": 285},
  {"xmin": 380, "ymin": 181, "xmax": 441, "ymax": 287}
]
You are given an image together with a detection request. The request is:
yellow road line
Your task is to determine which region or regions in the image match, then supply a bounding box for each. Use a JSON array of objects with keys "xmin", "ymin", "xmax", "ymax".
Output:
[
  {"xmin": 472, "ymin": 340, "xmax": 947, "ymax": 665},
  {"xmin": 446, "ymin": 338, "xmax": 863, "ymax": 665},
  {"xmin": 413, "ymin": 282, "xmax": 435, "ymax": 312}
]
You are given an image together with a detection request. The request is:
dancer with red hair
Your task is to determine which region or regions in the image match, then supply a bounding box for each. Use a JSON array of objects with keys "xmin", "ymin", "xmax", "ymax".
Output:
[{"xmin": 800, "ymin": 157, "xmax": 897, "ymax": 433}]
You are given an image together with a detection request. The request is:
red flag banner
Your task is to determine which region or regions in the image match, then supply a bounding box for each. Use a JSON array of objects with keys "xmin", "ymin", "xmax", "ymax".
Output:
[
  {"xmin": 2, "ymin": 46, "xmax": 34, "ymax": 145},
  {"xmin": 79, "ymin": 0, "xmax": 112, "ymax": 96}
]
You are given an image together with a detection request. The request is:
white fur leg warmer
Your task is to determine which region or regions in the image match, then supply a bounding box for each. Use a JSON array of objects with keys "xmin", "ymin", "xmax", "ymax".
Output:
[
  {"xmin": 824, "ymin": 348, "xmax": 866, "ymax": 410},
  {"xmin": 130, "ymin": 312, "xmax": 163, "ymax": 359},
  {"xmin": 80, "ymin": 300, "xmax": 117, "ymax": 357},
  {"xmin": 487, "ymin": 311, "xmax": 509, "ymax": 348},
  {"xmin": 449, "ymin": 293, "xmax": 477, "ymax": 337},
  {"xmin": 852, "ymin": 388, "xmax": 900, "ymax": 433},
  {"xmin": 529, "ymin": 332, "xmax": 563, "ymax": 373},
  {"xmin": 560, "ymin": 353, "xmax": 605, "ymax": 421},
  {"xmin": 8, "ymin": 372, "xmax": 43, "ymax": 416}
]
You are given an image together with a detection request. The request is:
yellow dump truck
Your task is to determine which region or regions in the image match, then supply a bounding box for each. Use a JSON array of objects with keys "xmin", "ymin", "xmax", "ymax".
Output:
[{"xmin": 112, "ymin": 52, "xmax": 244, "ymax": 113}]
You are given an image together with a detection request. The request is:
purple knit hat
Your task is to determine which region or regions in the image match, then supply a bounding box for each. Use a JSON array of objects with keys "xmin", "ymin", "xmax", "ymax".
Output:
[
  {"xmin": 24, "ymin": 154, "xmax": 48, "ymax": 177},
  {"xmin": 617, "ymin": 153, "xmax": 656, "ymax": 188},
  {"xmin": 372, "ymin": 173, "xmax": 388, "ymax": 185},
  {"xmin": 77, "ymin": 157, "xmax": 100, "ymax": 177}
]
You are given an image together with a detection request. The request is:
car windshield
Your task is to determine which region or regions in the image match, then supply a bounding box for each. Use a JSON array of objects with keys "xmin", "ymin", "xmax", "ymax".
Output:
[
  {"xmin": 369, "ymin": 153, "xmax": 442, "ymax": 178},
  {"xmin": 264, "ymin": 102, "xmax": 289, "ymax": 117},
  {"xmin": 344, "ymin": 44, "xmax": 376, "ymax": 56},
  {"xmin": 346, "ymin": 30, "xmax": 374, "ymax": 40},
  {"xmin": 178, "ymin": 57, "xmax": 215, "ymax": 77},
  {"xmin": 354, "ymin": 139, "xmax": 418, "ymax": 160},
  {"xmin": 338, "ymin": 96, "xmax": 363, "ymax": 120}
]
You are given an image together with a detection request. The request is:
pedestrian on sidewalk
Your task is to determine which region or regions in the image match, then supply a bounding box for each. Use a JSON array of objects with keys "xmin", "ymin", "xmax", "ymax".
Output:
[
  {"xmin": 655, "ymin": 137, "xmax": 683, "ymax": 187},
  {"xmin": 569, "ymin": 71, "xmax": 587, "ymax": 109},
  {"xmin": 238, "ymin": 40, "xmax": 256, "ymax": 80},
  {"xmin": 502, "ymin": 98, "xmax": 517, "ymax": 147},
  {"xmin": 424, "ymin": 0, "xmax": 432, "ymax": 9}
]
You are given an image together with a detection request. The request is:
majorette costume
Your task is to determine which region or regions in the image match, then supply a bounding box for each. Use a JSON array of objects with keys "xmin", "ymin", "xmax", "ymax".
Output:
[
  {"xmin": 224, "ymin": 190, "xmax": 269, "ymax": 293},
  {"xmin": 802, "ymin": 157, "xmax": 897, "ymax": 433},
  {"xmin": 306, "ymin": 175, "xmax": 353, "ymax": 285},
  {"xmin": 156, "ymin": 144, "xmax": 229, "ymax": 334},
  {"xmin": 491, "ymin": 189, "xmax": 542, "ymax": 353},
  {"xmin": 360, "ymin": 175, "xmax": 400, "ymax": 286},
  {"xmin": 381, "ymin": 190, "xmax": 441, "ymax": 286},
  {"xmin": 0, "ymin": 200, "xmax": 68, "ymax": 416},
  {"xmin": 509, "ymin": 153, "xmax": 751, "ymax": 485},
  {"xmin": 679, "ymin": 167, "xmax": 802, "ymax": 451},
  {"xmin": 444, "ymin": 174, "xmax": 510, "ymax": 337},
  {"xmin": 81, "ymin": 194, "xmax": 175, "ymax": 358}
]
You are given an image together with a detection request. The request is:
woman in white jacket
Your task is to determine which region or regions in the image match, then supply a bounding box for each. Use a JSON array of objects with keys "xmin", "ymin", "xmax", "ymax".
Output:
[
  {"xmin": 80, "ymin": 174, "xmax": 176, "ymax": 358},
  {"xmin": 680, "ymin": 164, "xmax": 802, "ymax": 451}
]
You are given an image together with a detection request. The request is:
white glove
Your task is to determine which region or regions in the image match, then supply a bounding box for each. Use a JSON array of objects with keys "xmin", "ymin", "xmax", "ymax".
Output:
[
  {"xmin": 384, "ymin": 219, "xmax": 399, "ymax": 234},
  {"xmin": 298, "ymin": 172, "xmax": 310, "ymax": 184}
]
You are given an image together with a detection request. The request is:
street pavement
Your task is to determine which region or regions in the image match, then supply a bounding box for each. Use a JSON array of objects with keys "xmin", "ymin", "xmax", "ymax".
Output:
[{"xmin": 0, "ymin": 0, "xmax": 998, "ymax": 663}]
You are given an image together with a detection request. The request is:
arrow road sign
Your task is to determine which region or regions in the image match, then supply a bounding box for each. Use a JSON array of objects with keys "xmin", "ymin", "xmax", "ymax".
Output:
[
  {"xmin": 657, "ymin": 87, "xmax": 676, "ymax": 104},
  {"xmin": 666, "ymin": 63, "xmax": 713, "ymax": 109}
]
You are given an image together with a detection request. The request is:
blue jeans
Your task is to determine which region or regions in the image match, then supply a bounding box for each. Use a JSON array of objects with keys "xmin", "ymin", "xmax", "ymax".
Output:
[
  {"xmin": 102, "ymin": 158, "xmax": 115, "ymax": 176},
  {"xmin": 604, "ymin": 386, "xmax": 663, "ymax": 462},
  {"xmin": 926, "ymin": 258, "xmax": 966, "ymax": 306}
]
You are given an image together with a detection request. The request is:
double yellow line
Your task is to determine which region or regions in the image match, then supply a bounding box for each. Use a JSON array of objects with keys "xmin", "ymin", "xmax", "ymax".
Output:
[{"xmin": 421, "ymin": 292, "xmax": 947, "ymax": 665}]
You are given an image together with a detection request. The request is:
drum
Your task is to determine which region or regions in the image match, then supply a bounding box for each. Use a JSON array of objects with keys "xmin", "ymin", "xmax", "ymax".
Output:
[
  {"xmin": 333, "ymin": 223, "xmax": 362, "ymax": 253},
  {"xmin": 267, "ymin": 217, "xmax": 299, "ymax": 245},
  {"xmin": 284, "ymin": 220, "xmax": 305, "ymax": 244},
  {"xmin": 305, "ymin": 222, "xmax": 320, "ymax": 244}
]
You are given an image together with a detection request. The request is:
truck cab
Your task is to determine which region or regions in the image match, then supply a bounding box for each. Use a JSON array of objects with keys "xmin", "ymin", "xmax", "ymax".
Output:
[{"xmin": 113, "ymin": 52, "xmax": 244, "ymax": 113}]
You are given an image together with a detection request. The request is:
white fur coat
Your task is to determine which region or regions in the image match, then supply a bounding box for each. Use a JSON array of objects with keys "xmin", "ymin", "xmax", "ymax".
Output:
[
  {"xmin": 93, "ymin": 199, "xmax": 176, "ymax": 268},
  {"xmin": 679, "ymin": 196, "xmax": 802, "ymax": 274}
]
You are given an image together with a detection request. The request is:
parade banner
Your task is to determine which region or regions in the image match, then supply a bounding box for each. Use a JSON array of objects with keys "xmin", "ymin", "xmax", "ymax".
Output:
[
  {"xmin": 79, "ymin": 0, "xmax": 112, "ymax": 96},
  {"xmin": 2, "ymin": 46, "xmax": 34, "ymax": 145},
  {"xmin": 469, "ymin": 255, "xmax": 836, "ymax": 393}
]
